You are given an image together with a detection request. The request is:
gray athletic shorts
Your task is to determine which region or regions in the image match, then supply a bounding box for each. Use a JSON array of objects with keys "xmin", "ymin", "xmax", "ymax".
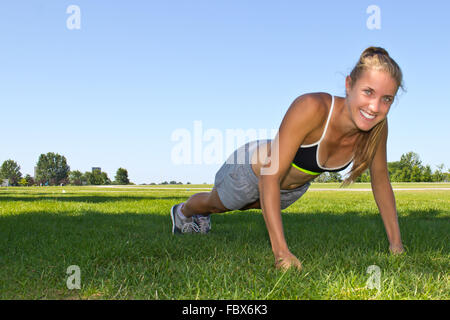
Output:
[{"xmin": 214, "ymin": 139, "xmax": 311, "ymax": 210}]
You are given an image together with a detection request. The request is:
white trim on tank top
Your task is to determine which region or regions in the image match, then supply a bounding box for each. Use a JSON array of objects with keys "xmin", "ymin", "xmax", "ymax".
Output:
[
  {"xmin": 299, "ymin": 94, "xmax": 353, "ymax": 171},
  {"xmin": 300, "ymin": 94, "xmax": 335, "ymax": 148}
]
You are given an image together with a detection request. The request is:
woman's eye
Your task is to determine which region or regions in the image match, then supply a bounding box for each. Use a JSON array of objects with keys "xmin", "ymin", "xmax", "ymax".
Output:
[
  {"xmin": 364, "ymin": 89, "xmax": 371, "ymax": 95},
  {"xmin": 383, "ymin": 97, "xmax": 392, "ymax": 103}
]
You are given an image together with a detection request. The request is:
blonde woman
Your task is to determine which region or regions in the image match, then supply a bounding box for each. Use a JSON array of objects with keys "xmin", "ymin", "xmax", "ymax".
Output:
[{"xmin": 171, "ymin": 47, "xmax": 405, "ymax": 271}]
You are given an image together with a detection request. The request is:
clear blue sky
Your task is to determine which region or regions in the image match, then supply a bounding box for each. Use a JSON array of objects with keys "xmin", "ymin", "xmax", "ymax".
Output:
[{"xmin": 1, "ymin": 0, "xmax": 449, "ymax": 184}]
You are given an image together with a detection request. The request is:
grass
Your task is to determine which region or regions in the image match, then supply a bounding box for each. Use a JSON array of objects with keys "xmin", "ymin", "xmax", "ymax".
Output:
[{"xmin": 0, "ymin": 184, "xmax": 448, "ymax": 300}]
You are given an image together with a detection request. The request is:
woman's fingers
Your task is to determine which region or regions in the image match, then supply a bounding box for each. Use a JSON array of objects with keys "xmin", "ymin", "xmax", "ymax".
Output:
[{"xmin": 275, "ymin": 255, "xmax": 303, "ymax": 271}]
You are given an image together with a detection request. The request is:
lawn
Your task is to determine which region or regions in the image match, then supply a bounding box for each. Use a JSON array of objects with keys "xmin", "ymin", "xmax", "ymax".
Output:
[{"xmin": 0, "ymin": 184, "xmax": 448, "ymax": 299}]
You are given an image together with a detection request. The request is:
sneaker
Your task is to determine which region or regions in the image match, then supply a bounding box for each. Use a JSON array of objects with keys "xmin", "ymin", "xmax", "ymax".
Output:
[
  {"xmin": 193, "ymin": 214, "xmax": 211, "ymax": 234},
  {"xmin": 170, "ymin": 203, "xmax": 200, "ymax": 234}
]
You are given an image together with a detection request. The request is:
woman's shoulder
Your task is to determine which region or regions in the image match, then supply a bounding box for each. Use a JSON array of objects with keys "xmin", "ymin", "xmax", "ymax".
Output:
[
  {"xmin": 288, "ymin": 92, "xmax": 331, "ymax": 125},
  {"xmin": 293, "ymin": 91, "xmax": 332, "ymax": 109}
]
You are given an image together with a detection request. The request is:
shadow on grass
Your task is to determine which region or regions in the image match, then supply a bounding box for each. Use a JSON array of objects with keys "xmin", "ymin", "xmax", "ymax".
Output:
[
  {"xmin": 0, "ymin": 194, "xmax": 185, "ymax": 203},
  {"xmin": 1, "ymin": 207, "xmax": 448, "ymax": 257},
  {"xmin": 403, "ymin": 208, "xmax": 443, "ymax": 218}
]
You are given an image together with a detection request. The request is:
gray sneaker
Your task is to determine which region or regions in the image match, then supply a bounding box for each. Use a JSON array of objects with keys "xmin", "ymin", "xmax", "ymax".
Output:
[
  {"xmin": 170, "ymin": 203, "xmax": 200, "ymax": 234},
  {"xmin": 193, "ymin": 214, "xmax": 211, "ymax": 234}
]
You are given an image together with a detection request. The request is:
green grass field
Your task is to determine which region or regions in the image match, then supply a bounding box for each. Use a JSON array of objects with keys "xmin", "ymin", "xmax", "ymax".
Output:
[{"xmin": 0, "ymin": 184, "xmax": 448, "ymax": 300}]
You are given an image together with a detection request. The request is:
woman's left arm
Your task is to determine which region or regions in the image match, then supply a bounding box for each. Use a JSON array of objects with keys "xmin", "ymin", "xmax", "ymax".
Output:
[{"xmin": 369, "ymin": 120, "xmax": 404, "ymax": 254}]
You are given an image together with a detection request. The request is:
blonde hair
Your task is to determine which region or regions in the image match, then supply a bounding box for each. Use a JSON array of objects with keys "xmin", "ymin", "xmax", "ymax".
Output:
[{"xmin": 342, "ymin": 47, "xmax": 404, "ymax": 186}]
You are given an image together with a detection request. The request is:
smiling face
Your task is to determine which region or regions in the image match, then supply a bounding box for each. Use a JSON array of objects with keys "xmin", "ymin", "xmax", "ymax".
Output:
[{"xmin": 345, "ymin": 68, "xmax": 398, "ymax": 132}]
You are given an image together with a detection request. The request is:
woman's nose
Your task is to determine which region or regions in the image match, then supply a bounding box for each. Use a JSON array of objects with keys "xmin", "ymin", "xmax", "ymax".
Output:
[{"xmin": 368, "ymin": 102, "xmax": 380, "ymax": 113}]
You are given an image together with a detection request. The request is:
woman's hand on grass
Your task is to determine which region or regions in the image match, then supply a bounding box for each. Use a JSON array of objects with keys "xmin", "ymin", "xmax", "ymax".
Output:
[
  {"xmin": 274, "ymin": 251, "xmax": 303, "ymax": 271},
  {"xmin": 389, "ymin": 243, "xmax": 405, "ymax": 255}
]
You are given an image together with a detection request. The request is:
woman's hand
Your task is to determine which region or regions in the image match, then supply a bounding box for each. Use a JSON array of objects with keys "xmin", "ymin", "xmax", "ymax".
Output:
[
  {"xmin": 389, "ymin": 243, "xmax": 405, "ymax": 255},
  {"xmin": 274, "ymin": 251, "xmax": 303, "ymax": 271}
]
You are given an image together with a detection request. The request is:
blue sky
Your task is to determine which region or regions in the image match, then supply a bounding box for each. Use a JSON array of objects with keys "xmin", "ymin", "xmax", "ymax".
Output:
[{"xmin": 1, "ymin": 0, "xmax": 449, "ymax": 184}]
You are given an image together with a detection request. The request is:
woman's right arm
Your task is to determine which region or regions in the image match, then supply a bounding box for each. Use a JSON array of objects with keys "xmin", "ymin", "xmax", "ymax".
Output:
[{"xmin": 257, "ymin": 93, "xmax": 325, "ymax": 270}]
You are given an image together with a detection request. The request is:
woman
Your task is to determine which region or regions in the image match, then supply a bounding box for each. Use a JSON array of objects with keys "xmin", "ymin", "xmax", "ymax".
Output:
[{"xmin": 170, "ymin": 47, "xmax": 405, "ymax": 271}]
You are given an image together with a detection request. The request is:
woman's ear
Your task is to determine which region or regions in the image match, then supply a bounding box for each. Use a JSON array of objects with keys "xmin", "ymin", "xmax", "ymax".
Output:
[{"xmin": 345, "ymin": 76, "xmax": 352, "ymax": 96}]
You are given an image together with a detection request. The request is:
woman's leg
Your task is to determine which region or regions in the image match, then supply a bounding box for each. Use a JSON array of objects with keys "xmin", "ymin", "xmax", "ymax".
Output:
[
  {"xmin": 239, "ymin": 199, "xmax": 261, "ymax": 210},
  {"xmin": 181, "ymin": 186, "xmax": 230, "ymax": 218},
  {"xmin": 180, "ymin": 140, "xmax": 264, "ymax": 219}
]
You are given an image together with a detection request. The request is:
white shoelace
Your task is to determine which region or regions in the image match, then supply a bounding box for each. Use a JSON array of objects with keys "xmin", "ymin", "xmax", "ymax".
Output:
[
  {"xmin": 195, "ymin": 215, "xmax": 210, "ymax": 233},
  {"xmin": 181, "ymin": 221, "xmax": 200, "ymax": 233}
]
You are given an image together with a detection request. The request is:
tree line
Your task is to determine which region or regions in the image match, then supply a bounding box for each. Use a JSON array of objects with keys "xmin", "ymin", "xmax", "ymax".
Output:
[
  {"xmin": 1, "ymin": 151, "xmax": 448, "ymax": 186},
  {"xmin": 0, "ymin": 152, "xmax": 130, "ymax": 186},
  {"xmin": 315, "ymin": 151, "xmax": 449, "ymax": 183}
]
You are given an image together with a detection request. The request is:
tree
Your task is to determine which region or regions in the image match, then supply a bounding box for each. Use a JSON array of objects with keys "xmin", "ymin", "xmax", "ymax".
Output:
[
  {"xmin": 115, "ymin": 168, "xmax": 130, "ymax": 185},
  {"xmin": 393, "ymin": 151, "xmax": 423, "ymax": 182},
  {"xmin": 69, "ymin": 170, "xmax": 84, "ymax": 186},
  {"xmin": 399, "ymin": 152, "xmax": 422, "ymax": 171},
  {"xmin": 82, "ymin": 172, "xmax": 93, "ymax": 185},
  {"xmin": 387, "ymin": 161, "xmax": 401, "ymax": 178},
  {"xmin": 313, "ymin": 172, "xmax": 342, "ymax": 183},
  {"xmin": 100, "ymin": 172, "xmax": 111, "ymax": 185},
  {"xmin": 398, "ymin": 167, "xmax": 410, "ymax": 182},
  {"xmin": 356, "ymin": 169, "xmax": 371, "ymax": 182},
  {"xmin": 35, "ymin": 152, "xmax": 70, "ymax": 186},
  {"xmin": 328, "ymin": 172, "xmax": 343, "ymax": 183},
  {"xmin": 421, "ymin": 165, "xmax": 433, "ymax": 182},
  {"xmin": 0, "ymin": 160, "xmax": 22, "ymax": 186},
  {"xmin": 391, "ymin": 168, "xmax": 403, "ymax": 182},
  {"xmin": 432, "ymin": 164, "xmax": 446, "ymax": 182},
  {"xmin": 315, "ymin": 172, "xmax": 329, "ymax": 183},
  {"xmin": 83, "ymin": 170, "xmax": 110, "ymax": 185},
  {"xmin": 410, "ymin": 165, "xmax": 422, "ymax": 182},
  {"xmin": 25, "ymin": 174, "xmax": 35, "ymax": 186}
]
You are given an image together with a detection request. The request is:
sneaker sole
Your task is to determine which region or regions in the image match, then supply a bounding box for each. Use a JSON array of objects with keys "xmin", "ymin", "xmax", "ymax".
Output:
[{"xmin": 170, "ymin": 204, "xmax": 180, "ymax": 234}]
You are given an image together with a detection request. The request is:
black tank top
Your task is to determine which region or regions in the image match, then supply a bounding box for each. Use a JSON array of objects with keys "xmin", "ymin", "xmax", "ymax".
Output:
[{"xmin": 291, "ymin": 95, "xmax": 353, "ymax": 175}]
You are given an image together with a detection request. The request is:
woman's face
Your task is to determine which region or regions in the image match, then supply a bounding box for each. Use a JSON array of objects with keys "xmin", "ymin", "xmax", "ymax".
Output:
[{"xmin": 345, "ymin": 69, "xmax": 398, "ymax": 131}]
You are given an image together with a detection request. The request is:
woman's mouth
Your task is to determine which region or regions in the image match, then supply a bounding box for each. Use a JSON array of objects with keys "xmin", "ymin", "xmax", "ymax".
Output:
[{"xmin": 359, "ymin": 109, "xmax": 376, "ymax": 121}]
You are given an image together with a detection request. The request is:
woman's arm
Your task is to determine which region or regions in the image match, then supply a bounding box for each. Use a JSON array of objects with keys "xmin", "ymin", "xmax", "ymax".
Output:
[
  {"xmin": 257, "ymin": 94, "xmax": 326, "ymax": 269},
  {"xmin": 369, "ymin": 120, "xmax": 404, "ymax": 253}
]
